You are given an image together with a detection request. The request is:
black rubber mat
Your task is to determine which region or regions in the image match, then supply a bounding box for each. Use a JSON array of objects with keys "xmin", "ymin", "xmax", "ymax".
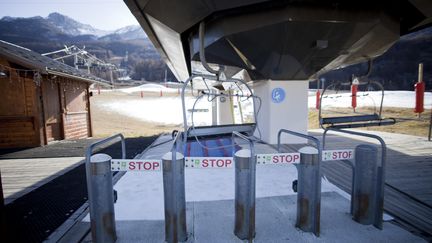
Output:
[{"xmin": 1, "ymin": 136, "xmax": 157, "ymax": 243}]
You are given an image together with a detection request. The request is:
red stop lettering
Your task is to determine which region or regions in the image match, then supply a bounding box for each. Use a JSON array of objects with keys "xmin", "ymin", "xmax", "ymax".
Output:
[
  {"xmin": 129, "ymin": 162, "xmax": 136, "ymax": 170},
  {"xmin": 202, "ymin": 159, "xmax": 208, "ymax": 167},
  {"xmin": 143, "ymin": 162, "xmax": 152, "ymax": 170},
  {"xmin": 226, "ymin": 159, "xmax": 232, "ymax": 167},
  {"xmin": 209, "ymin": 159, "xmax": 216, "ymax": 167},
  {"xmin": 153, "ymin": 162, "xmax": 160, "ymax": 170}
]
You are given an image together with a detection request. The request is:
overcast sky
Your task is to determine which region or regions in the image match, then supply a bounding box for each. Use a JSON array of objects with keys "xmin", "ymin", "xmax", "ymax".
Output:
[{"xmin": 0, "ymin": 0, "xmax": 139, "ymax": 30}]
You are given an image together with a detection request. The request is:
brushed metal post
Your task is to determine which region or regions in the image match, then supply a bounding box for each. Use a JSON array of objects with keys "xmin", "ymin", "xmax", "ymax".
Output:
[
  {"xmin": 88, "ymin": 153, "xmax": 116, "ymax": 243},
  {"xmin": 296, "ymin": 146, "xmax": 320, "ymax": 236},
  {"xmin": 162, "ymin": 152, "xmax": 187, "ymax": 243},
  {"xmin": 352, "ymin": 144, "xmax": 379, "ymax": 225},
  {"xmin": 234, "ymin": 149, "xmax": 256, "ymax": 241}
]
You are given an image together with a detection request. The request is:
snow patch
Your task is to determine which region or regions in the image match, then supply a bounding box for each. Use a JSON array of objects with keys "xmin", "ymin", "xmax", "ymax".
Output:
[{"xmin": 309, "ymin": 90, "xmax": 432, "ymax": 109}]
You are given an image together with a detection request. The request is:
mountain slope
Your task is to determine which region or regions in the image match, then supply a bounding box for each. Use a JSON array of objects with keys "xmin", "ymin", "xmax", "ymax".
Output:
[
  {"xmin": 0, "ymin": 13, "xmax": 176, "ymax": 82},
  {"xmin": 46, "ymin": 12, "xmax": 109, "ymax": 37},
  {"xmin": 0, "ymin": 16, "xmax": 70, "ymax": 42}
]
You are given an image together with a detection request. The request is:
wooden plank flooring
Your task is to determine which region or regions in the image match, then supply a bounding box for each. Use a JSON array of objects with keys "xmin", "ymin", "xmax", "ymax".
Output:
[{"xmin": 310, "ymin": 130, "xmax": 432, "ymax": 239}]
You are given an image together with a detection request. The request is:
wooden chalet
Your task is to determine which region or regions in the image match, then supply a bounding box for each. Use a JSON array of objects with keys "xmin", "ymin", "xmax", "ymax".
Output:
[{"xmin": 0, "ymin": 40, "xmax": 110, "ymax": 148}]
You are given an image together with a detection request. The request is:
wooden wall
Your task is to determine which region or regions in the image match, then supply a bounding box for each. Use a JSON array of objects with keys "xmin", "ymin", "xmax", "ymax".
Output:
[
  {"xmin": 60, "ymin": 79, "xmax": 91, "ymax": 140},
  {"xmin": 0, "ymin": 59, "xmax": 41, "ymax": 148},
  {"xmin": 0, "ymin": 58, "xmax": 93, "ymax": 148}
]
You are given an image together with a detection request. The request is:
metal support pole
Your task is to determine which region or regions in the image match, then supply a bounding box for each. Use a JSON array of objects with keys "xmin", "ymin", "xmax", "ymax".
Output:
[
  {"xmin": 296, "ymin": 146, "xmax": 321, "ymax": 236},
  {"xmin": 428, "ymin": 105, "xmax": 432, "ymax": 141},
  {"xmin": 212, "ymin": 89, "xmax": 218, "ymax": 126},
  {"xmin": 162, "ymin": 152, "xmax": 187, "ymax": 243},
  {"xmin": 88, "ymin": 154, "xmax": 116, "ymax": 243},
  {"xmin": 352, "ymin": 145, "xmax": 379, "ymax": 225},
  {"xmin": 234, "ymin": 149, "xmax": 256, "ymax": 240}
]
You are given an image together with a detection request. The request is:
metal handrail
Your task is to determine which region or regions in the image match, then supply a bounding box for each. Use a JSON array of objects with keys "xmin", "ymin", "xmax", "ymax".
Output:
[
  {"xmin": 322, "ymin": 127, "xmax": 386, "ymax": 229},
  {"xmin": 85, "ymin": 133, "xmax": 126, "ymax": 163},
  {"xmin": 277, "ymin": 129, "xmax": 322, "ymax": 163},
  {"xmin": 232, "ymin": 131, "xmax": 255, "ymax": 158}
]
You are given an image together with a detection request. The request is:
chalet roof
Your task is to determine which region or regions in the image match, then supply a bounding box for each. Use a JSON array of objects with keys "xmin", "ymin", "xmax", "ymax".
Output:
[{"xmin": 0, "ymin": 40, "xmax": 111, "ymax": 86}]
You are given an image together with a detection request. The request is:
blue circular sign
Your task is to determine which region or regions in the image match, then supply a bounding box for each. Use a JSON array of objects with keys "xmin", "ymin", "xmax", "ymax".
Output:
[{"xmin": 271, "ymin": 88, "xmax": 285, "ymax": 103}]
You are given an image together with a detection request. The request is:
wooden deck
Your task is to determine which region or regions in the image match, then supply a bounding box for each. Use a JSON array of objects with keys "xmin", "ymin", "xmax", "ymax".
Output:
[
  {"xmin": 0, "ymin": 157, "xmax": 85, "ymax": 204},
  {"xmin": 310, "ymin": 130, "xmax": 432, "ymax": 240}
]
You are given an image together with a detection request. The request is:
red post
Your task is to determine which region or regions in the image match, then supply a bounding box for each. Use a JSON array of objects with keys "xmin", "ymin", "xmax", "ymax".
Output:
[
  {"xmin": 141, "ymin": 91, "xmax": 143, "ymax": 98},
  {"xmin": 415, "ymin": 63, "xmax": 425, "ymax": 115},
  {"xmin": 160, "ymin": 90, "xmax": 163, "ymax": 97},
  {"xmin": 351, "ymin": 84, "xmax": 358, "ymax": 112},
  {"xmin": 414, "ymin": 82, "xmax": 425, "ymax": 114},
  {"xmin": 315, "ymin": 90, "xmax": 321, "ymax": 110}
]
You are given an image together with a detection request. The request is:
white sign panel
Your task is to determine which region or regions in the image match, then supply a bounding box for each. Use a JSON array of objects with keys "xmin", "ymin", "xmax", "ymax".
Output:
[
  {"xmin": 185, "ymin": 157, "xmax": 234, "ymax": 168},
  {"xmin": 111, "ymin": 159, "xmax": 161, "ymax": 171},
  {"xmin": 322, "ymin": 149, "xmax": 354, "ymax": 161},
  {"xmin": 256, "ymin": 153, "xmax": 301, "ymax": 165}
]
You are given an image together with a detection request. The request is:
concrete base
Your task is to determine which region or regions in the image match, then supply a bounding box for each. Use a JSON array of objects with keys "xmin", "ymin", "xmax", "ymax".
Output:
[
  {"xmin": 112, "ymin": 192, "xmax": 423, "ymax": 243},
  {"xmin": 253, "ymin": 80, "xmax": 308, "ymax": 144}
]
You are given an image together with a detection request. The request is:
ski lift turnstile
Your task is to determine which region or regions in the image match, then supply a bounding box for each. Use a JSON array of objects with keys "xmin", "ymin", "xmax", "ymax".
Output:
[
  {"xmin": 277, "ymin": 129, "xmax": 322, "ymax": 236},
  {"xmin": 318, "ymin": 78, "xmax": 389, "ymax": 228},
  {"xmin": 83, "ymin": 130, "xmax": 387, "ymax": 242},
  {"xmin": 85, "ymin": 133, "xmax": 126, "ymax": 243},
  {"xmin": 317, "ymin": 77, "xmax": 390, "ymax": 229},
  {"xmin": 322, "ymin": 128, "xmax": 386, "ymax": 229}
]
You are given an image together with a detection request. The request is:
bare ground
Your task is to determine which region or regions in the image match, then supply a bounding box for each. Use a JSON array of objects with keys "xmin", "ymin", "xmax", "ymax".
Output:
[{"xmin": 90, "ymin": 91, "xmax": 181, "ymax": 138}]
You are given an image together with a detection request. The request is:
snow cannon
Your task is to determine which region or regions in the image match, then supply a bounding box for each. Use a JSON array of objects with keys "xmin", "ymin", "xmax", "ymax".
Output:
[
  {"xmin": 414, "ymin": 63, "xmax": 425, "ymax": 115},
  {"xmin": 315, "ymin": 89, "xmax": 321, "ymax": 110},
  {"xmin": 351, "ymin": 83, "xmax": 358, "ymax": 112}
]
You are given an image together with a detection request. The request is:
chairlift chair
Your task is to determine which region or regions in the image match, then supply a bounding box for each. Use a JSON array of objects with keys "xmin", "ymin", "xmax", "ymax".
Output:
[
  {"xmin": 318, "ymin": 79, "xmax": 396, "ymax": 129},
  {"xmin": 181, "ymin": 75, "xmax": 259, "ymax": 139}
]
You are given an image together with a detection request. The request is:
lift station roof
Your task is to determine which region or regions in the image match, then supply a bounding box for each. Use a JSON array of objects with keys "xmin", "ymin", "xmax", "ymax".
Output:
[{"xmin": 125, "ymin": 0, "xmax": 432, "ymax": 81}]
